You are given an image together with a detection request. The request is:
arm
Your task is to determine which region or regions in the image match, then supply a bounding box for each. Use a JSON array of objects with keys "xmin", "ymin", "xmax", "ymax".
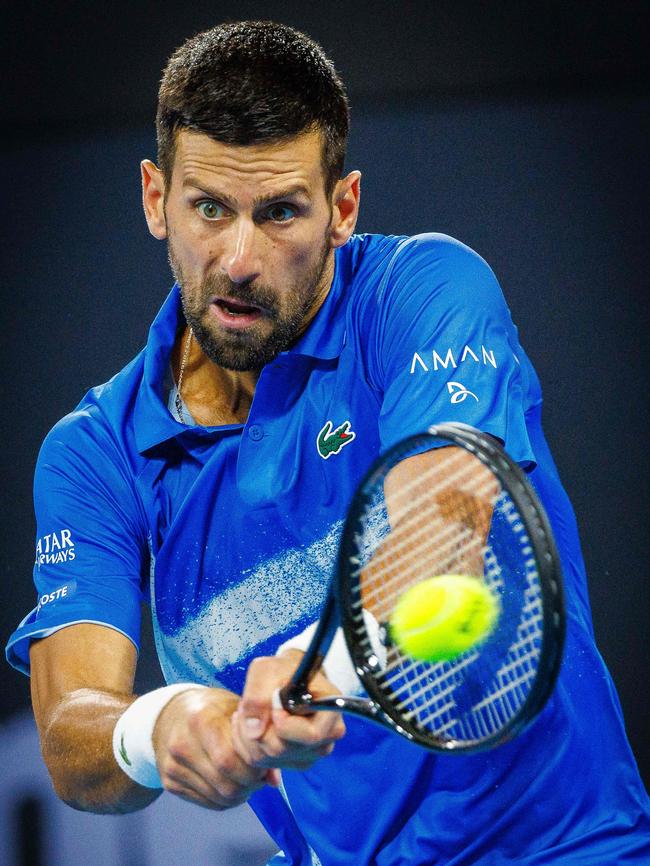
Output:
[
  {"xmin": 30, "ymin": 623, "xmax": 271, "ymax": 813},
  {"xmin": 372, "ymin": 235, "xmax": 536, "ymax": 471},
  {"xmin": 356, "ymin": 447, "xmax": 496, "ymax": 623},
  {"xmin": 30, "ymin": 623, "xmax": 156, "ymax": 813}
]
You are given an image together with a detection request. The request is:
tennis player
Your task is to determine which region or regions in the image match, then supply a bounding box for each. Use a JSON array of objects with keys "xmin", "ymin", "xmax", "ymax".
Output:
[{"xmin": 7, "ymin": 21, "xmax": 650, "ymax": 865}]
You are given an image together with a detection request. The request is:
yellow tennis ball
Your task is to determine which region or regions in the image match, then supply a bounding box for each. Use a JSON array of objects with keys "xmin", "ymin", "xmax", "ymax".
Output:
[{"xmin": 390, "ymin": 575, "xmax": 499, "ymax": 662}]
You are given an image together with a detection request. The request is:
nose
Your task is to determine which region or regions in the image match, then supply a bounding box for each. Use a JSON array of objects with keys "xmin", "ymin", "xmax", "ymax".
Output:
[{"xmin": 219, "ymin": 218, "xmax": 261, "ymax": 285}]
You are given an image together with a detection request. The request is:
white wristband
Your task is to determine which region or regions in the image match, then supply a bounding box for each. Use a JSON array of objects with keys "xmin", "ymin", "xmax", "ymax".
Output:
[
  {"xmin": 276, "ymin": 612, "xmax": 387, "ymax": 696},
  {"xmin": 112, "ymin": 683, "xmax": 207, "ymax": 789}
]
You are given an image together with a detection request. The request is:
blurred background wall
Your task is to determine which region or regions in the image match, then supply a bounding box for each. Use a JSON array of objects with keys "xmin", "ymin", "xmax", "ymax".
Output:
[{"xmin": 1, "ymin": 1, "xmax": 648, "ymax": 862}]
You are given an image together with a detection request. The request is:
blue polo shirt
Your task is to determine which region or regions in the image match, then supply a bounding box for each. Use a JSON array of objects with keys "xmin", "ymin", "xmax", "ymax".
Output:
[{"xmin": 7, "ymin": 233, "xmax": 650, "ymax": 864}]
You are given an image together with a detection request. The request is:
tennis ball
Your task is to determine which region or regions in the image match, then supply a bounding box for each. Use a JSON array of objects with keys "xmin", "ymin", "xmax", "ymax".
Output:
[{"xmin": 390, "ymin": 575, "xmax": 499, "ymax": 662}]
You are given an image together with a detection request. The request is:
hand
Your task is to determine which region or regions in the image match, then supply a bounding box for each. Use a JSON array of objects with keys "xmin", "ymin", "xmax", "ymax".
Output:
[
  {"xmin": 152, "ymin": 687, "xmax": 278, "ymax": 810},
  {"xmin": 232, "ymin": 651, "xmax": 346, "ymax": 772}
]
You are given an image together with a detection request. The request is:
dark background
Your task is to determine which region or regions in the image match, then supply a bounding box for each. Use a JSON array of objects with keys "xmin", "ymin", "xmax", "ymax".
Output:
[{"xmin": 2, "ymin": 0, "xmax": 648, "ymax": 791}]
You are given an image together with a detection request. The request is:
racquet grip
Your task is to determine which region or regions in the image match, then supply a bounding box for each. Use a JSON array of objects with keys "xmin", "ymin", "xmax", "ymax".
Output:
[{"xmin": 276, "ymin": 684, "xmax": 317, "ymax": 715}]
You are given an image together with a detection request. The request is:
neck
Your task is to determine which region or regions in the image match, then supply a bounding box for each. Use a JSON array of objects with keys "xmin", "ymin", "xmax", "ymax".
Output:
[
  {"xmin": 171, "ymin": 326, "xmax": 258, "ymax": 426},
  {"xmin": 171, "ymin": 252, "xmax": 336, "ymax": 425}
]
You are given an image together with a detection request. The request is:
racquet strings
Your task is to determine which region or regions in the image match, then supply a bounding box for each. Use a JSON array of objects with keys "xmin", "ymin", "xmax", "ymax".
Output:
[{"xmin": 351, "ymin": 444, "xmax": 545, "ymax": 745}]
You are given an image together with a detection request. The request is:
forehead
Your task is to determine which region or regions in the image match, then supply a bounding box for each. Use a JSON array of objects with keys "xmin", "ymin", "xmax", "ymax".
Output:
[{"xmin": 171, "ymin": 129, "xmax": 326, "ymax": 198}]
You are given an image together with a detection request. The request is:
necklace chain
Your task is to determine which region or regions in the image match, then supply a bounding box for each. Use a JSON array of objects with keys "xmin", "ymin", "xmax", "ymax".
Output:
[
  {"xmin": 174, "ymin": 328, "xmax": 193, "ymax": 423},
  {"xmin": 174, "ymin": 326, "xmax": 245, "ymax": 423}
]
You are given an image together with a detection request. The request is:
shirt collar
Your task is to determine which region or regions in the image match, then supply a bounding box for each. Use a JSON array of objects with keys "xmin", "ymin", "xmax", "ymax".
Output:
[
  {"xmin": 133, "ymin": 242, "xmax": 351, "ymax": 453},
  {"xmin": 134, "ymin": 285, "xmax": 190, "ymax": 453}
]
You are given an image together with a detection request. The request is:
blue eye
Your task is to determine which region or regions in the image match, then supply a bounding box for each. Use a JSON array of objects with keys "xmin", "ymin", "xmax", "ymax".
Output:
[
  {"xmin": 197, "ymin": 201, "xmax": 225, "ymax": 220},
  {"xmin": 266, "ymin": 204, "xmax": 296, "ymax": 223}
]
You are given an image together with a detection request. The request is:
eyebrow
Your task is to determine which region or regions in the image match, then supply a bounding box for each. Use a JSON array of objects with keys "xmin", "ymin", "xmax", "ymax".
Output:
[{"xmin": 181, "ymin": 177, "xmax": 313, "ymax": 208}]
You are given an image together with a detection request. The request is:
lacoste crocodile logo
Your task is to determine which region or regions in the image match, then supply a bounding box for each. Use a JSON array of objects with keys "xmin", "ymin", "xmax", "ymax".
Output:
[
  {"xmin": 317, "ymin": 420, "xmax": 356, "ymax": 459},
  {"xmin": 119, "ymin": 733, "xmax": 132, "ymax": 766}
]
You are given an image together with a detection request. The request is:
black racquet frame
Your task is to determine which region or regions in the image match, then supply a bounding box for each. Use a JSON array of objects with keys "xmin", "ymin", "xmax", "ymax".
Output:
[{"xmin": 279, "ymin": 422, "xmax": 565, "ymax": 752}]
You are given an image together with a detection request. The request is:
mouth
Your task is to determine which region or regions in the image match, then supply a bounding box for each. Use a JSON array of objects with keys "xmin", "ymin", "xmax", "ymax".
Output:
[{"xmin": 210, "ymin": 296, "xmax": 266, "ymax": 330}]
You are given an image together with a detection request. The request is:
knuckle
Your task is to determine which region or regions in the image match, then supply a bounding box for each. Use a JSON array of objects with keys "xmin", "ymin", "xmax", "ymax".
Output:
[
  {"xmin": 211, "ymin": 745, "xmax": 238, "ymax": 775},
  {"xmin": 158, "ymin": 756, "xmax": 180, "ymax": 782},
  {"xmin": 186, "ymin": 708, "xmax": 205, "ymax": 734},
  {"xmin": 167, "ymin": 737, "xmax": 191, "ymax": 763},
  {"xmin": 165, "ymin": 779, "xmax": 187, "ymax": 797},
  {"xmin": 247, "ymin": 656, "xmax": 274, "ymax": 676}
]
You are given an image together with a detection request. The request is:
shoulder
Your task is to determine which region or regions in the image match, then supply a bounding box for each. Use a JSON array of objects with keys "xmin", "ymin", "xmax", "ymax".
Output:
[
  {"xmin": 343, "ymin": 233, "xmax": 522, "ymax": 393},
  {"xmin": 379, "ymin": 232, "xmax": 501, "ymax": 305},
  {"xmin": 34, "ymin": 367, "xmax": 149, "ymax": 545},
  {"xmin": 345, "ymin": 232, "xmax": 508, "ymax": 345},
  {"xmin": 37, "ymin": 350, "xmax": 146, "ymax": 484},
  {"xmin": 345, "ymin": 232, "xmax": 502, "ymax": 310}
]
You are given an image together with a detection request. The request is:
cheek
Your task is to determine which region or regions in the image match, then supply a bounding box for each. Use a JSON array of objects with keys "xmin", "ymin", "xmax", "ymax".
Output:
[
  {"xmin": 277, "ymin": 235, "xmax": 322, "ymax": 272},
  {"xmin": 168, "ymin": 204, "xmax": 213, "ymax": 257},
  {"xmin": 174, "ymin": 228, "xmax": 217, "ymax": 272}
]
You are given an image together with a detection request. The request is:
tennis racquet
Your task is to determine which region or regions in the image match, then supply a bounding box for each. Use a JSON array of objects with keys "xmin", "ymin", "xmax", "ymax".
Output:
[{"xmin": 278, "ymin": 422, "xmax": 565, "ymax": 753}]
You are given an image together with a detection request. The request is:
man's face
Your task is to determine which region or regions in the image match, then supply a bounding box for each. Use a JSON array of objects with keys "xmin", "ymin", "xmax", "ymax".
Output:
[{"xmin": 162, "ymin": 129, "xmax": 336, "ymax": 371}]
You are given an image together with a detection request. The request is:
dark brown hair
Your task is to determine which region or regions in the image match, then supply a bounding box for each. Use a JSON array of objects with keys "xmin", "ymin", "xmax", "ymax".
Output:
[{"xmin": 157, "ymin": 21, "xmax": 350, "ymax": 196}]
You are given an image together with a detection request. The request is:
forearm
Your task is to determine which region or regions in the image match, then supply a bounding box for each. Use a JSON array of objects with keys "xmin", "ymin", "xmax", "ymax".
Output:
[
  {"xmin": 30, "ymin": 625, "xmax": 338, "ymax": 815},
  {"xmin": 40, "ymin": 688, "xmax": 161, "ymax": 814}
]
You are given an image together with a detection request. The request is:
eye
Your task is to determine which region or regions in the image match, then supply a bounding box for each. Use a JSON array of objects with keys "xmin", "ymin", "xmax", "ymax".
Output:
[
  {"xmin": 196, "ymin": 200, "xmax": 226, "ymax": 220},
  {"xmin": 265, "ymin": 204, "xmax": 296, "ymax": 223}
]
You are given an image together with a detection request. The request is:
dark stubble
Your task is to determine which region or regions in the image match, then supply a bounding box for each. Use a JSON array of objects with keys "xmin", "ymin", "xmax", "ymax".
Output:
[{"xmin": 168, "ymin": 236, "xmax": 331, "ymax": 372}]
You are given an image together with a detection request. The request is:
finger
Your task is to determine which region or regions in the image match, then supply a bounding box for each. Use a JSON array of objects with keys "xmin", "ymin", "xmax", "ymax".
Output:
[
  {"xmin": 230, "ymin": 709, "xmax": 267, "ymax": 766},
  {"xmin": 201, "ymin": 721, "xmax": 270, "ymax": 790},
  {"xmin": 233, "ymin": 707, "xmax": 296, "ymax": 769},
  {"xmin": 163, "ymin": 760, "xmax": 250, "ymax": 810},
  {"xmin": 170, "ymin": 778, "xmax": 252, "ymax": 810},
  {"xmin": 160, "ymin": 707, "xmax": 264, "ymax": 793},
  {"xmin": 270, "ymin": 707, "xmax": 346, "ymax": 747},
  {"xmin": 239, "ymin": 656, "xmax": 281, "ymax": 739},
  {"xmin": 243, "ymin": 718, "xmax": 341, "ymax": 770},
  {"xmin": 199, "ymin": 748, "xmax": 268, "ymax": 795},
  {"xmin": 169, "ymin": 784, "xmax": 224, "ymax": 811}
]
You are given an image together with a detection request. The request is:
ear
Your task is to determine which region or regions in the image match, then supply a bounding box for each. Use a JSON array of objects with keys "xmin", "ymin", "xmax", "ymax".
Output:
[
  {"xmin": 329, "ymin": 170, "xmax": 361, "ymax": 248},
  {"xmin": 141, "ymin": 159, "xmax": 167, "ymax": 240}
]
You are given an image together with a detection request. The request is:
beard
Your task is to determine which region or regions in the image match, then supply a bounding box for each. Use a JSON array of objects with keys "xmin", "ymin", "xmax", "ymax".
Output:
[{"xmin": 168, "ymin": 237, "xmax": 331, "ymax": 372}]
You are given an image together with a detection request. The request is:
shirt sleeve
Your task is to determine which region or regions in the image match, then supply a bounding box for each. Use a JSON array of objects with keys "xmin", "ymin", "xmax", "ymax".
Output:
[
  {"xmin": 5, "ymin": 409, "xmax": 148, "ymax": 675},
  {"xmin": 371, "ymin": 233, "xmax": 538, "ymax": 467}
]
